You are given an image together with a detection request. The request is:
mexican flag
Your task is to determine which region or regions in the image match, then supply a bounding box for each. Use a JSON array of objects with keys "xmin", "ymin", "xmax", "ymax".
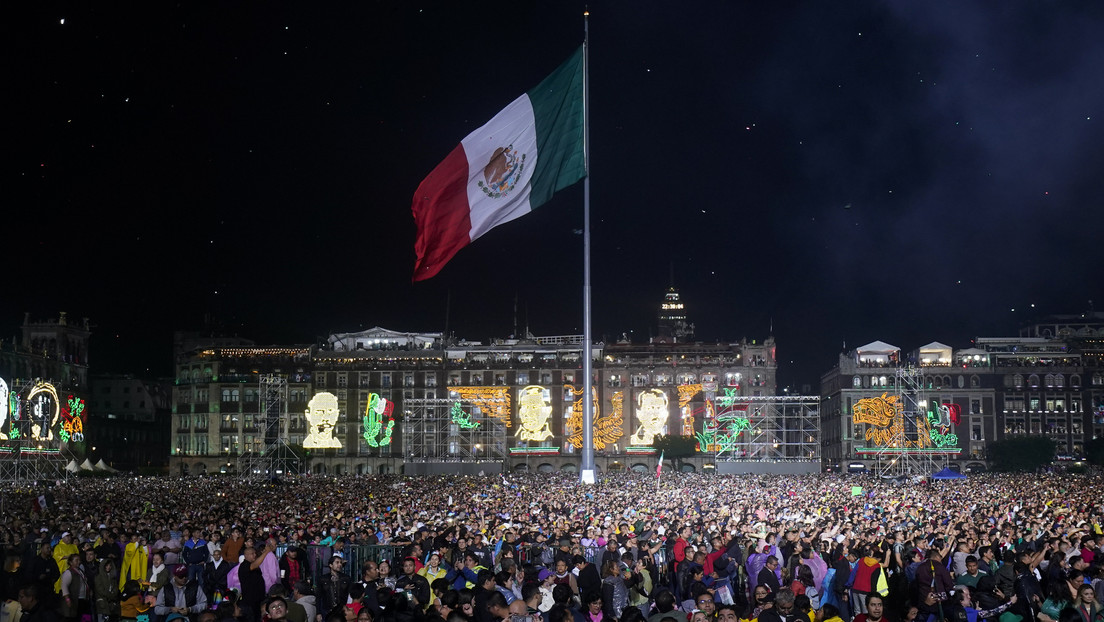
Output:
[
  {"xmin": 412, "ymin": 46, "xmax": 585, "ymax": 281},
  {"xmin": 656, "ymin": 451, "xmax": 664, "ymax": 478}
]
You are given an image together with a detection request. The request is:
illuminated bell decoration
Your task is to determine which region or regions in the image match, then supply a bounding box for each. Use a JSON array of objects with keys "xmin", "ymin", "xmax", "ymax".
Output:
[
  {"xmin": 362, "ymin": 393, "xmax": 395, "ymax": 447},
  {"xmin": 303, "ymin": 391, "xmax": 342, "ymax": 449},
  {"xmin": 632, "ymin": 388, "xmax": 668, "ymax": 446},
  {"xmin": 516, "ymin": 385, "xmax": 552, "ymax": 441},
  {"xmin": 27, "ymin": 382, "xmax": 60, "ymax": 442}
]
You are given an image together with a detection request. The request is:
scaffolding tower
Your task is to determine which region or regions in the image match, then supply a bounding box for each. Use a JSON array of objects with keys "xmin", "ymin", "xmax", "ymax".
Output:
[
  {"xmin": 0, "ymin": 379, "xmax": 72, "ymax": 483},
  {"xmin": 867, "ymin": 368, "xmax": 955, "ymax": 478},
  {"xmin": 711, "ymin": 396, "xmax": 821, "ymax": 463},
  {"xmin": 403, "ymin": 398, "xmax": 507, "ymax": 474},
  {"xmin": 237, "ymin": 375, "xmax": 300, "ymax": 479}
]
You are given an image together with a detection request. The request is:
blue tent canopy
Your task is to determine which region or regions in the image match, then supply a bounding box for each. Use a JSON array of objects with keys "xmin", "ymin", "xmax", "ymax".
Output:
[{"xmin": 931, "ymin": 467, "xmax": 966, "ymax": 479}]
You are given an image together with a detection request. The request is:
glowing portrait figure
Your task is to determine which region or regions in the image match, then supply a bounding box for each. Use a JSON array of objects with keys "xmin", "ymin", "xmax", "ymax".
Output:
[
  {"xmin": 0, "ymin": 378, "xmax": 8, "ymax": 440},
  {"xmin": 632, "ymin": 389, "xmax": 668, "ymax": 445},
  {"xmin": 28, "ymin": 382, "xmax": 60, "ymax": 441},
  {"xmin": 303, "ymin": 391, "xmax": 342, "ymax": 449},
  {"xmin": 516, "ymin": 386, "xmax": 553, "ymax": 441}
]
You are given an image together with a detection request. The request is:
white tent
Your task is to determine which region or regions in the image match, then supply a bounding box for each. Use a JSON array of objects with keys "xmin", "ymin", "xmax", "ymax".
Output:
[
  {"xmin": 79, "ymin": 459, "xmax": 95, "ymax": 471},
  {"xmin": 94, "ymin": 459, "xmax": 118, "ymax": 473},
  {"xmin": 65, "ymin": 460, "xmax": 81, "ymax": 473}
]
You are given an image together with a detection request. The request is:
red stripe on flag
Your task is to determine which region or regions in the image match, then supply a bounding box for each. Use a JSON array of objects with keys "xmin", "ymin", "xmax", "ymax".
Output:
[{"xmin": 412, "ymin": 144, "xmax": 474, "ymax": 282}]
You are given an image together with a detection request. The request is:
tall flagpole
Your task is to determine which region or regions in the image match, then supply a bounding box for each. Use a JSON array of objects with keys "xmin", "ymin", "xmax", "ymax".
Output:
[{"xmin": 580, "ymin": 9, "xmax": 596, "ymax": 485}]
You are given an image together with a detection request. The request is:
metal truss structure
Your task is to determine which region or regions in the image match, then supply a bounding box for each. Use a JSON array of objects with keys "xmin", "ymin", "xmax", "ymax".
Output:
[
  {"xmin": 403, "ymin": 398, "xmax": 507, "ymax": 463},
  {"xmin": 867, "ymin": 368, "xmax": 953, "ymax": 478},
  {"xmin": 0, "ymin": 379, "xmax": 72, "ymax": 483},
  {"xmin": 238, "ymin": 375, "xmax": 300, "ymax": 479},
  {"xmin": 710, "ymin": 396, "xmax": 820, "ymax": 463}
]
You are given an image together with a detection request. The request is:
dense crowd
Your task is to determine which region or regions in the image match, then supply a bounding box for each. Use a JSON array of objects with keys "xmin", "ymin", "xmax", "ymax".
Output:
[{"xmin": 0, "ymin": 472, "xmax": 1101, "ymax": 622}]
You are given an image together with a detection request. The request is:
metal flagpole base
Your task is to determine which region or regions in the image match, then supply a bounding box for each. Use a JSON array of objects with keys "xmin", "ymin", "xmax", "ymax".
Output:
[{"xmin": 580, "ymin": 469, "xmax": 596, "ymax": 484}]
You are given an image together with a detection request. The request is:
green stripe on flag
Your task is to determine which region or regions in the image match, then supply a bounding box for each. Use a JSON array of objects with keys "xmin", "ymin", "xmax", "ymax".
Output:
[{"xmin": 526, "ymin": 46, "xmax": 585, "ymax": 208}]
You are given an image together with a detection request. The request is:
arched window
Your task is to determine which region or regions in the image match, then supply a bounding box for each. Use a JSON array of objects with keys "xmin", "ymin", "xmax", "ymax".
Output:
[
  {"xmin": 970, "ymin": 375, "xmax": 980, "ymax": 388},
  {"xmin": 943, "ymin": 375, "xmax": 952, "ymax": 388},
  {"xmin": 852, "ymin": 377, "xmax": 861, "ymax": 389},
  {"xmin": 1054, "ymin": 374, "xmax": 1064, "ymax": 388},
  {"xmin": 958, "ymin": 376, "xmax": 965, "ymax": 388},
  {"xmin": 1013, "ymin": 374, "xmax": 1023, "ymax": 389},
  {"xmin": 879, "ymin": 376, "xmax": 887, "ymax": 388},
  {"xmin": 1028, "ymin": 374, "xmax": 1039, "ymax": 388},
  {"xmin": 1070, "ymin": 374, "xmax": 1081, "ymax": 388},
  {"xmin": 1045, "ymin": 374, "xmax": 1054, "ymax": 388}
]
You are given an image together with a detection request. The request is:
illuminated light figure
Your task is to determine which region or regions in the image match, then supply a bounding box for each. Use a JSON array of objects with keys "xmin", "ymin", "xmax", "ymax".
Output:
[
  {"xmin": 677, "ymin": 384, "xmax": 703, "ymax": 437},
  {"xmin": 565, "ymin": 386, "xmax": 624, "ymax": 450},
  {"xmin": 632, "ymin": 389, "xmax": 668, "ymax": 446},
  {"xmin": 452, "ymin": 387, "xmax": 512, "ymax": 426},
  {"xmin": 7, "ymin": 388, "xmax": 20, "ymax": 439},
  {"xmin": 0, "ymin": 378, "xmax": 8, "ymax": 440},
  {"xmin": 303, "ymin": 392, "xmax": 342, "ymax": 449},
  {"xmin": 926, "ymin": 403, "xmax": 959, "ymax": 448},
  {"xmin": 27, "ymin": 382, "xmax": 60, "ymax": 441},
  {"xmin": 516, "ymin": 385, "xmax": 552, "ymax": 441},
  {"xmin": 852, "ymin": 393, "xmax": 901, "ymax": 427},
  {"xmin": 60, "ymin": 395, "xmax": 86, "ymax": 444},
  {"xmin": 451, "ymin": 402, "xmax": 480, "ymax": 429},
  {"xmin": 362, "ymin": 393, "xmax": 395, "ymax": 447}
]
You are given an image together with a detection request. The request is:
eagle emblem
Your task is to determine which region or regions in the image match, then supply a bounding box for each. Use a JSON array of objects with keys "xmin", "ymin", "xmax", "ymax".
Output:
[{"xmin": 477, "ymin": 145, "xmax": 526, "ymax": 198}]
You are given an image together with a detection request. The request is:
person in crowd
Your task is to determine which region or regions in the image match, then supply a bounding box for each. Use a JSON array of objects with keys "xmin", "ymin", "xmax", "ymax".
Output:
[
  {"xmin": 154, "ymin": 565, "xmax": 208, "ymax": 620},
  {"xmin": 93, "ymin": 558, "xmax": 120, "ymax": 622}
]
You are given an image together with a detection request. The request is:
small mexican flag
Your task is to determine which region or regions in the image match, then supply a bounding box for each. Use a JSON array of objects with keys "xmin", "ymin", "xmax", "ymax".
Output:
[
  {"xmin": 412, "ymin": 47, "xmax": 585, "ymax": 281},
  {"xmin": 656, "ymin": 451, "xmax": 664, "ymax": 478}
]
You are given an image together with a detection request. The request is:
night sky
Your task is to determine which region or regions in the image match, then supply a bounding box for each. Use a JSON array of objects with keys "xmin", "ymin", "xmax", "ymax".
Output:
[{"xmin": 10, "ymin": 2, "xmax": 1104, "ymax": 388}]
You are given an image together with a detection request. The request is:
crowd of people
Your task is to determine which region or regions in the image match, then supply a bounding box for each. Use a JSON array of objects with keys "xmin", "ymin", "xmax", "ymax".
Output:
[{"xmin": 0, "ymin": 472, "xmax": 1101, "ymax": 622}]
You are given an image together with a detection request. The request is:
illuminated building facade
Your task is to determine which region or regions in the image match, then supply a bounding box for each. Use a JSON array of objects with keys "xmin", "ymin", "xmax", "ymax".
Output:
[
  {"xmin": 0, "ymin": 313, "xmax": 92, "ymax": 480},
  {"xmin": 167, "ymin": 324, "xmax": 781, "ymax": 475},
  {"xmin": 820, "ymin": 314, "xmax": 1104, "ymax": 472}
]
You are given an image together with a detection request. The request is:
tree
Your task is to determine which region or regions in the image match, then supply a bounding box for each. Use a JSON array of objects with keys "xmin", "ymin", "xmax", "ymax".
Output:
[
  {"xmin": 987, "ymin": 436, "xmax": 1056, "ymax": 472},
  {"xmin": 652, "ymin": 435, "xmax": 699, "ymax": 471}
]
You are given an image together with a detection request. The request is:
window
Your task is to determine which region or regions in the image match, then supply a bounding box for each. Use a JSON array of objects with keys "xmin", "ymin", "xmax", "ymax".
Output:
[
  {"xmin": 381, "ymin": 373, "xmax": 391, "ymax": 388},
  {"xmin": 607, "ymin": 374, "xmax": 620, "ymax": 387},
  {"xmin": 1029, "ymin": 397, "xmax": 1040, "ymax": 411},
  {"xmin": 359, "ymin": 373, "xmax": 371, "ymax": 387},
  {"xmin": 970, "ymin": 399, "xmax": 981, "ymax": 415},
  {"xmin": 852, "ymin": 377, "xmax": 861, "ymax": 389},
  {"xmin": 1028, "ymin": 374, "xmax": 1039, "ymax": 388},
  {"xmin": 470, "ymin": 373, "xmax": 483, "ymax": 385},
  {"xmin": 494, "ymin": 374, "xmax": 505, "ymax": 386},
  {"xmin": 404, "ymin": 373, "xmax": 415, "ymax": 387},
  {"xmin": 337, "ymin": 373, "xmax": 348, "ymax": 388},
  {"xmin": 1013, "ymin": 374, "xmax": 1024, "ymax": 389},
  {"xmin": 725, "ymin": 373, "xmax": 741, "ymax": 387},
  {"xmin": 564, "ymin": 372, "xmax": 575, "ymax": 384},
  {"xmin": 972, "ymin": 425, "xmax": 983, "ymax": 441},
  {"xmin": 632, "ymin": 374, "xmax": 649, "ymax": 387},
  {"xmin": 970, "ymin": 375, "xmax": 980, "ymax": 388},
  {"xmin": 516, "ymin": 371, "xmax": 529, "ymax": 384},
  {"xmin": 1054, "ymin": 374, "xmax": 1064, "ymax": 388},
  {"xmin": 425, "ymin": 373, "xmax": 437, "ymax": 387},
  {"xmin": 541, "ymin": 372, "xmax": 552, "ymax": 384},
  {"xmin": 316, "ymin": 374, "xmax": 327, "ymax": 388}
]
